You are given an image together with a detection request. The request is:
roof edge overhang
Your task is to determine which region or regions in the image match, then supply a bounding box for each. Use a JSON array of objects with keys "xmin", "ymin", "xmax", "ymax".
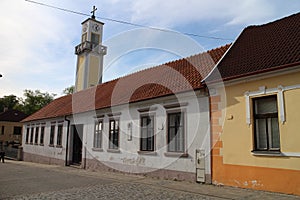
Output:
[
  {"xmin": 22, "ymin": 86, "xmax": 206, "ymax": 123},
  {"xmin": 204, "ymin": 62, "xmax": 300, "ymax": 87}
]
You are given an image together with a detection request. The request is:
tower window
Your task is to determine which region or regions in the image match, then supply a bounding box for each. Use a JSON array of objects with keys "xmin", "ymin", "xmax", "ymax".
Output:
[{"xmin": 91, "ymin": 33, "xmax": 100, "ymax": 45}]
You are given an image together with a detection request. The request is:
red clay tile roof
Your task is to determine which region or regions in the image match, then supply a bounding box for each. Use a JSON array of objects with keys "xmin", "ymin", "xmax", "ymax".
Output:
[
  {"xmin": 0, "ymin": 109, "xmax": 28, "ymax": 122},
  {"xmin": 205, "ymin": 12, "xmax": 300, "ymax": 83},
  {"xmin": 22, "ymin": 44, "xmax": 230, "ymax": 122}
]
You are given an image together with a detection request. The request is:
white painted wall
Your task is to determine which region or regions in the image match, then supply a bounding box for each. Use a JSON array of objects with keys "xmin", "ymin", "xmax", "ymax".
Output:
[
  {"xmin": 23, "ymin": 90, "xmax": 211, "ymax": 176},
  {"xmin": 76, "ymin": 91, "xmax": 211, "ymax": 175},
  {"xmin": 22, "ymin": 118, "xmax": 67, "ymax": 161}
]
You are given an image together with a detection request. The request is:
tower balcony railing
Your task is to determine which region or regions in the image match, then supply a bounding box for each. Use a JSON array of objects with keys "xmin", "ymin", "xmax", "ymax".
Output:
[{"xmin": 75, "ymin": 41, "xmax": 107, "ymax": 55}]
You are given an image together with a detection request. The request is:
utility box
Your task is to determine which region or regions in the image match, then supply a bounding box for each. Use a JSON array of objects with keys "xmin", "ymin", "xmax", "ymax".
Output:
[{"xmin": 196, "ymin": 149, "xmax": 205, "ymax": 183}]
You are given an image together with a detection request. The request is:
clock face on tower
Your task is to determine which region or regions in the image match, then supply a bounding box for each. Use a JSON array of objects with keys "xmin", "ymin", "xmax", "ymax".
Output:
[
  {"xmin": 92, "ymin": 24, "xmax": 100, "ymax": 32},
  {"xmin": 82, "ymin": 24, "xmax": 88, "ymax": 33}
]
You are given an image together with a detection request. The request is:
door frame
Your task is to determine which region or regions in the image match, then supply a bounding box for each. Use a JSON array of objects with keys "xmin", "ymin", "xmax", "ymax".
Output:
[{"xmin": 69, "ymin": 124, "xmax": 83, "ymax": 165}]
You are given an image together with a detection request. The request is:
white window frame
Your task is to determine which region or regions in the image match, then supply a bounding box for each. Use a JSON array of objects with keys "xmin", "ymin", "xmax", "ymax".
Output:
[
  {"xmin": 167, "ymin": 111, "xmax": 185, "ymax": 153},
  {"xmin": 163, "ymin": 103, "xmax": 188, "ymax": 157},
  {"xmin": 140, "ymin": 114, "xmax": 155, "ymax": 152},
  {"xmin": 25, "ymin": 126, "xmax": 30, "ymax": 144},
  {"xmin": 30, "ymin": 125, "xmax": 34, "ymax": 144},
  {"xmin": 108, "ymin": 118, "xmax": 120, "ymax": 150},
  {"xmin": 49, "ymin": 122, "xmax": 56, "ymax": 146},
  {"xmin": 244, "ymin": 85, "xmax": 300, "ymax": 125},
  {"xmin": 40, "ymin": 124, "xmax": 45, "ymax": 145},
  {"xmin": 245, "ymin": 84, "xmax": 300, "ymax": 157},
  {"xmin": 56, "ymin": 123, "xmax": 63, "ymax": 147},
  {"xmin": 93, "ymin": 120, "xmax": 103, "ymax": 149},
  {"xmin": 252, "ymin": 95, "xmax": 280, "ymax": 152},
  {"xmin": 34, "ymin": 125, "xmax": 39, "ymax": 145}
]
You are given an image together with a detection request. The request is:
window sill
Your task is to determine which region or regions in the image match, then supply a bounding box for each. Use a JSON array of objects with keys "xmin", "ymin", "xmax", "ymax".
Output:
[
  {"xmin": 137, "ymin": 151, "xmax": 157, "ymax": 156},
  {"xmin": 34, "ymin": 143, "xmax": 38, "ymax": 145},
  {"xmin": 39, "ymin": 144, "xmax": 44, "ymax": 146},
  {"xmin": 107, "ymin": 149, "xmax": 120, "ymax": 153},
  {"xmin": 49, "ymin": 144, "xmax": 54, "ymax": 147},
  {"xmin": 56, "ymin": 145, "xmax": 63, "ymax": 148},
  {"xmin": 251, "ymin": 151, "xmax": 282, "ymax": 157},
  {"xmin": 164, "ymin": 152, "xmax": 189, "ymax": 158},
  {"xmin": 92, "ymin": 148, "xmax": 103, "ymax": 152}
]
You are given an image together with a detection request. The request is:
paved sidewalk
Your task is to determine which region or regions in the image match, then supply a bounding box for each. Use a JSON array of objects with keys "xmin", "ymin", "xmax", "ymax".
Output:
[{"xmin": 0, "ymin": 160, "xmax": 299, "ymax": 200}]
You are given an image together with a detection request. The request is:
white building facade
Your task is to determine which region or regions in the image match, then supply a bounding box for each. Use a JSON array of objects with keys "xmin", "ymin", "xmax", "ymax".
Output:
[{"xmin": 22, "ymin": 89, "xmax": 211, "ymax": 182}]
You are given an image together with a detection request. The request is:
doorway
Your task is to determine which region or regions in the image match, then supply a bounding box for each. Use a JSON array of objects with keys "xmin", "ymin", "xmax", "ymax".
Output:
[{"xmin": 71, "ymin": 124, "xmax": 83, "ymax": 165}]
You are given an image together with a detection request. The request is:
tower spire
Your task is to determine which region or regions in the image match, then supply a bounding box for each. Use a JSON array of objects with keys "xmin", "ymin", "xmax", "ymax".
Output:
[{"xmin": 91, "ymin": 6, "xmax": 97, "ymax": 19}]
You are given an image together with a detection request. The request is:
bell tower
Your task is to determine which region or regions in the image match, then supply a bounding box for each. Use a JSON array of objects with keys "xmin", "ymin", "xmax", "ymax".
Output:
[{"xmin": 75, "ymin": 6, "xmax": 107, "ymax": 92}]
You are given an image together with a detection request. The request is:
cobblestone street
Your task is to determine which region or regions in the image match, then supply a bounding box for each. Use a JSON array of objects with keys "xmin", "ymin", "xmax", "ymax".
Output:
[{"xmin": 0, "ymin": 160, "xmax": 299, "ymax": 200}]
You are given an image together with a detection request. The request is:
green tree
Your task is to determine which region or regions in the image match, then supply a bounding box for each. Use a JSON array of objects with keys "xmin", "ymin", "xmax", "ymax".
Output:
[
  {"xmin": 19, "ymin": 90, "xmax": 56, "ymax": 115},
  {"xmin": 63, "ymin": 85, "xmax": 74, "ymax": 95},
  {"xmin": 0, "ymin": 95, "xmax": 20, "ymax": 112}
]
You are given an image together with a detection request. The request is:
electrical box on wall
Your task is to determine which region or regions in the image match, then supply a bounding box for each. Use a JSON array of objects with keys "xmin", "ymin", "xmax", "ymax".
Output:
[{"xmin": 196, "ymin": 149, "xmax": 205, "ymax": 183}]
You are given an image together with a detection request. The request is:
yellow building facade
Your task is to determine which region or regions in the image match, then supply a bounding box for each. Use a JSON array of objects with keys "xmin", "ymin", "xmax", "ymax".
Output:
[
  {"xmin": 0, "ymin": 109, "xmax": 27, "ymax": 147},
  {"xmin": 211, "ymin": 67, "xmax": 300, "ymax": 195},
  {"xmin": 0, "ymin": 121, "xmax": 23, "ymax": 146},
  {"xmin": 206, "ymin": 13, "xmax": 300, "ymax": 195}
]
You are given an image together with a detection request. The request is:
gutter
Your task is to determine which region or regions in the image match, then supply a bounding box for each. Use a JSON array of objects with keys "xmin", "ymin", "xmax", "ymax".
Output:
[{"xmin": 64, "ymin": 115, "xmax": 71, "ymax": 166}]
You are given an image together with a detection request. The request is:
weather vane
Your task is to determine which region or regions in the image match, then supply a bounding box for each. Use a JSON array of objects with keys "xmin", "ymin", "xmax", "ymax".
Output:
[{"xmin": 91, "ymin": 6, "xmax": 97, "ymax": 19}]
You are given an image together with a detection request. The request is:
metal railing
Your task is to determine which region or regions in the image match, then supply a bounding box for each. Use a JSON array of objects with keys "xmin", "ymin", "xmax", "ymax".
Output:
[
  {"xmin": 75, "ymin": 41, "xmax": 107, "ymax": 55},
  {"xmin": 0, "ymin": 144, "xmax": 19, "ymax": 159}
]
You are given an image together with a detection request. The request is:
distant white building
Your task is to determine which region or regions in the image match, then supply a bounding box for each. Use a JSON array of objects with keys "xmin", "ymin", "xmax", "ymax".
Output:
[{"xmin": 21, "ymin": 13, "xmax": 230, "ymax": 183}]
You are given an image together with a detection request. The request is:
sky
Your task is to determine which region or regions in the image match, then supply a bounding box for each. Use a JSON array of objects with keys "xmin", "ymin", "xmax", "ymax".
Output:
[{"xmin": 0, "ymin": 0, "xmax": 299, "ymax": 98}]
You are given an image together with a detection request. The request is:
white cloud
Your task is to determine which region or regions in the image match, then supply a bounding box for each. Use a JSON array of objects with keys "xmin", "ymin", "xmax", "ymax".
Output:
[
  {"xmin": 0, "ymin": 0, "xmax": 298, "ymax": 98},
  {"xmin": 0, "ymin": 0, "xmax": 77, "ymax": 97},
  {"xmin": 225, "ymin": 0, "xmax": 275, "ymax": 26},
  {"xmin": 129, "ymin": 0, "xmax": 298, "ymax": 27}
]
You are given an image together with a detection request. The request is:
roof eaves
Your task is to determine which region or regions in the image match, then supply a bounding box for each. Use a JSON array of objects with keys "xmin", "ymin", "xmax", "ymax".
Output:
[{"xmin": 208, "ymin": 61, "xmax": 300, "ymax": 85}]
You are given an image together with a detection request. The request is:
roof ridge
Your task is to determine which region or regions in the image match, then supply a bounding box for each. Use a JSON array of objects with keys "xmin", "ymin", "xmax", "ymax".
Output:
[
  {"xmin": 188, "ymin": 43, "xmax": 231, "ymax": 59},
  {"xmin": 205, "ymin": 12, "xmax": 300, "ymax": 83},
  {"xmin": 100, "ymin": 44, "xmax": 231, "ymax": 84},
  {"xmin": 246, "ymin": 12, "xmax": 300, "ymax": 29},
  {"xmin": 208, "ymin": 44, "xmax": 231, "ymax": 53}
]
